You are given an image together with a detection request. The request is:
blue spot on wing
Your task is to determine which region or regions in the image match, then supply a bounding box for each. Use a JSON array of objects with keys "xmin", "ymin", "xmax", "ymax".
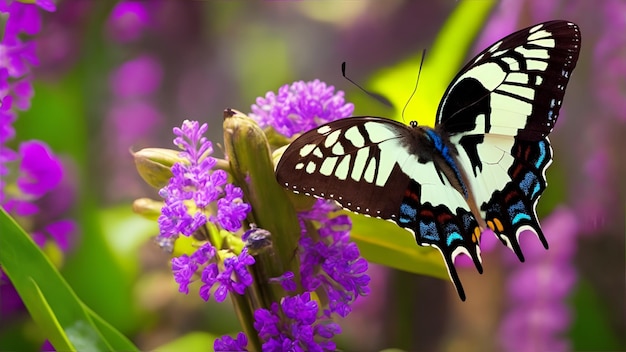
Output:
[
  {"xmin": 508, "ymin": 200, "xmax": 531, "ymax": 225},
  {"xmin": 399, "ymin": 203, "xmax": 417, "ymax": 224},
  {"xmin": 512, "ymin": 213, "xmax": 532, "ymax": 225},
  {"xmin": 419, "ymin": 220, "xmax": 439, "ymax": 242},
  {"xmin": 535, "ymin": 140, "xmax": 547, "ymax": 168},
  {"xmin": 447, "ymin": 232, "xmax": 463, "ymax": 246}
]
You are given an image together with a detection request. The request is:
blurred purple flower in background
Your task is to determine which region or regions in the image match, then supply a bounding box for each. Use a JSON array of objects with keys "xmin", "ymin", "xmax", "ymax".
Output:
[
  {"xmin": 1, "ymin": 0, "xmax": 78, "ymax": 319},
  {"xmin": 106, "ymin": 0, "xmax": 150, "ymax": 43},
  {"xmin": 104, "ymin": 3, "xmax": 164, "ymax": 200},
  {"xmin": 499, "ymin": 207, "xmax": 579, "ymax": 352}
]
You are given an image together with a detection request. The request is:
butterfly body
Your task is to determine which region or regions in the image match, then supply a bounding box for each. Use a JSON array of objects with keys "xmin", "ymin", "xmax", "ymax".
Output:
[{"xmin": 275, "ymin": 21, "xmax": 581, "ymax": 300}]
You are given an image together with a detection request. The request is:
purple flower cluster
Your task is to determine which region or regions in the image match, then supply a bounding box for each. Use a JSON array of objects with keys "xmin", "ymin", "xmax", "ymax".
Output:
[
  {"xmin": 1, "ymin": 0, "xmax": 55, "ymax": 113},
  {"xmin": 1, "ymin": 0, "xmax": 78, "ymax": 318},
  {"xmin": 214, "ymin": 332, "xmax": 248, "ymax": 352},
  {"xmin": 158, "ymin": 121, "xmax": 255, "ymax": 303},
  {"xmin": 298, "ymin": 199, "xmax": 371, "ymax": 318},
  {"xmin": 499, "ymin": 208, "xmax": 579, "ymax": 352},
  {"xmin": 250, "ymin": 80, "xmax": 354, "ymax": 138},
  {"xmin": 157, "ymin": 120, "xmax": 251, "ymax": 239},
  {"xmin": 0, "ymin": 1, "xmax": 76, "ymax": 250},
  {"xmin": 172, "ymin": 243, "xmax": 255, "ymax": 302},
  {"xmin": 199, "ymin": 249, "xmax": 255, "ymax": 302},
  {"xmin": 253, "ymin": 292, "xmax": 341, "ymax": 352}
]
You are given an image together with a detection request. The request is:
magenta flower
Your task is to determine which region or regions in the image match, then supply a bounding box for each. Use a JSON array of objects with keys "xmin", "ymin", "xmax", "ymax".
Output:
[
  {"xmin": 499, "ymin": 208, "xmax": 579, "ymax": 352},
  {"xmin": 106, "ymin": 0, "xmax": 150, "ymax": 43},
  {"xmin": 109, "ymin": 55, "xmax": 163, "ymax": 98}
]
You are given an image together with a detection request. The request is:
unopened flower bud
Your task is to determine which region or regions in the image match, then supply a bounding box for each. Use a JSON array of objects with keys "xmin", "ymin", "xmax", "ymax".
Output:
[{"xmin": 132, "ymin": 148, "xmax": 184, "ymax": 189}]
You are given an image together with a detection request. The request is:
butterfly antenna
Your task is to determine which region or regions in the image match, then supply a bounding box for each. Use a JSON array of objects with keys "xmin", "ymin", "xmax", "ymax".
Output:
[
  {"xmin": 401, "ymin": 49, "xmax": 427, "ymax": 122},
  {"xmin": 341, "ymin": 62, "xmax": 393, "ymax": 108}
]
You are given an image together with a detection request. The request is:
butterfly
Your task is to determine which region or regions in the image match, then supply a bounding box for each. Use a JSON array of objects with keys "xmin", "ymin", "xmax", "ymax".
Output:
[{"xmin": 275, "ymin": 20, "xmax": 581, "ymax": 301}]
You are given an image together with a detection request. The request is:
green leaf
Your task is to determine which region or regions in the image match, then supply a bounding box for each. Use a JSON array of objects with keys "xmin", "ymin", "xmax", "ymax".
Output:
[
  {"xmin": 347, "ymin": 212, "xmax": 448, "ymax": 280},
  {"xmin": 0, "ymin": 208, "xmax": 138, "ymax": 352},
  {"xmin": 370, "ymin": 0, "xmax": 497, "ymax": 125},
  {"xmin": 156, "ymin": 332, "xmax": 218, "ymax": 352}
]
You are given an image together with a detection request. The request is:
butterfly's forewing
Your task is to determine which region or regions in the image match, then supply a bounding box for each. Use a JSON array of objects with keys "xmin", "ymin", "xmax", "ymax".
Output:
[
  {"xmin": 437, "ymin": 20, "xmax": 581, "ymax": 139},
  {"xmin": 435, "ymin": 21, "xmax": 581, "ymax": 259},
  {"xmin": 276, "ymin": 118, "xmax": 413, "ymax": 219}
]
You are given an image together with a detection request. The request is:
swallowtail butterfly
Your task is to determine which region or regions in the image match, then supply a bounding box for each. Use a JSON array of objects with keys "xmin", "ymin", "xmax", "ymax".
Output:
[{"xmin": 275, "ymin": 21, "xmax": 581, "ymax": 300}]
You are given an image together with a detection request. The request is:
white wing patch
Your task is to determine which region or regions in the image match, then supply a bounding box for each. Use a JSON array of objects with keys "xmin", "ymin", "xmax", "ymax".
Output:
[{"xmin": 452, "ymin": 134, "xmax": 516, "ymax": 215}]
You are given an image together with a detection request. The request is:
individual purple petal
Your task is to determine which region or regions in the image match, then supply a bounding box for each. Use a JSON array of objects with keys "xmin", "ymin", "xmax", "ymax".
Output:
[
  {"xmin": 16, "ymin": 141, "xmax": 63, "ymax": 197},
  {"xmin": 199, "ymin": 263, "xmax": 219, "ymax": 301}
]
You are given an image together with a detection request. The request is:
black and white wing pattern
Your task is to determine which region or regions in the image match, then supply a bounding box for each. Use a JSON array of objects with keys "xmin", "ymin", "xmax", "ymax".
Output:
[
  {"xmin": 275, "ymin": 21, "xmax": 581, "ymax": 301},
  {"xmin": 435, "ymin": 20, "xmax": 581, "ymax": 260}
]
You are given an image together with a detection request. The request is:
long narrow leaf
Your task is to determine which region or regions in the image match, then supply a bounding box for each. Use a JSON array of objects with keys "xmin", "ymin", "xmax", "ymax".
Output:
[{"xmin": 0, "ymin": 209, "xmax": 138, "ymax": 351}]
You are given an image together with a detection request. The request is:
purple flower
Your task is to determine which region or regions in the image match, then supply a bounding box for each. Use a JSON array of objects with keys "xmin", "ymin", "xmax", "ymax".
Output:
[
  {"xmin": 253, "ymin": 292, "xmax": 341, "ymax": 352},
  {"xmin": 199, "ymin": 249, "xmax": 255, "ymax": 302},
  {"xmin": 250, "ymin": 80, "xmax": 354, "ymax": 138},
  {"xmin": 298, "ymin": 199, "xmax": 370, "ymax": 318},
  {"xmin": 214, "ymin": 332, "xmax": 248, "ymax": 352},
  {"xmin": 109, "ymin": 55, "xmax": 163, "ymax": 98},
  {"xmin": 16, "ymin": 141, "xmax": 63, "ymax": 197},
  {"xmin": 499, "ymin": 208, "xmax": 579, "ymax": 352}
]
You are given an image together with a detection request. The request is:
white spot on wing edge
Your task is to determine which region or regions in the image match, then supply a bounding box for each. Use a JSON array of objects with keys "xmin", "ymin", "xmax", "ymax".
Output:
[{"xmin": 317, "ymin": 125, "xmax": 331, "ymax": 134}]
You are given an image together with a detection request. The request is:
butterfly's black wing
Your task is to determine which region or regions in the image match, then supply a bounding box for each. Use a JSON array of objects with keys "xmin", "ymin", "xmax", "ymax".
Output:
[
  {"xmin": 275, "ymin": 117, "xmax": 482, "ymax": 300},
  {"xmin": 434, "ymin": 20, "xmax": 581, "ymax": 260}
]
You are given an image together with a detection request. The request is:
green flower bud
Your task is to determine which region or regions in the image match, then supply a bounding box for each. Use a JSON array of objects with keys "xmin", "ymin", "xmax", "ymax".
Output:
[
  {"xmin": 132, "ymin": 197, "xmax": 163, "ymax": 220},
  {"xmin": 132, "ymin": 148, "xmax": 184, "ymax": 189}
]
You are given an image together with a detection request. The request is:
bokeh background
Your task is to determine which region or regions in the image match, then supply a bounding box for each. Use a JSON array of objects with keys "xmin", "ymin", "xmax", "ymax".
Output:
[{"xmin": 2, "ymin": 0, "xmax": 624, "ymax": 351}]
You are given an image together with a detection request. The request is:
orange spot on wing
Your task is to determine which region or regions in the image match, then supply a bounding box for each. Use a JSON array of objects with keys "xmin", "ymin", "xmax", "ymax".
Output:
[{"xmin": 493, "ymin": 218, "xmax": 504, "ymax": 232}]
